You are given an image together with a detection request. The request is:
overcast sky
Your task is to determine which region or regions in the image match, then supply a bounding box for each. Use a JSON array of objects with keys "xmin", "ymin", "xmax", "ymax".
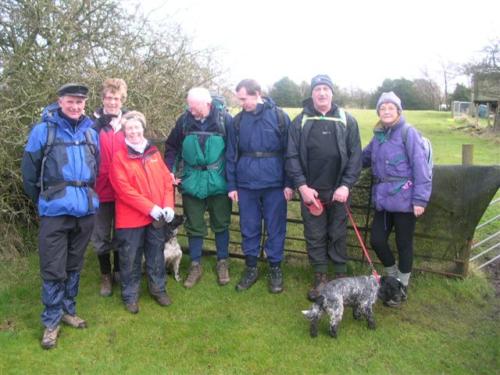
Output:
[{"xmin": 136, "ymin": 0, "xmax": 499, "ymax": 92}]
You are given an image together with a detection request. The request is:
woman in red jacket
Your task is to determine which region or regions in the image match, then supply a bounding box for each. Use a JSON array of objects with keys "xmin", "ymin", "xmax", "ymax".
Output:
[
  {"xmin": 110, "ymin": 111, "xmax": 175, "ymax": 314},
  {"xmin": 91, "ymin": 78, "xmax": 127, "ymax": 297}
]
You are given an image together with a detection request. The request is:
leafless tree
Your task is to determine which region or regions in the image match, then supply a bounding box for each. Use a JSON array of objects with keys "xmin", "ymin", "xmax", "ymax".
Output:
[{"xmin": 0, "ymin": 0, "xmax": 222, "ymax": 258}]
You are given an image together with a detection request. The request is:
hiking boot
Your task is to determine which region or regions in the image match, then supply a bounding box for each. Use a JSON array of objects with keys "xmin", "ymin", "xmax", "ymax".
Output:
[
  {"xmin": 184, "ymin": 262, "xmax": 203, "ymax": 288},
  {"xmin": 216, "ymin": 259, "xmax": 230, "ymax": 286},
  {"xmin": 61, "ymin": 314, "xmax": 87, "ymax": 329},
  {"xmin": 152, "ymin": 292, "xmax": 172, "ymax": 307},
  {"xmin": 268, "ymin": 266, "xmax": 284, "ymax": 294},
  {"xmin": 384, "ymin": 286, "xmax": 407, "ymax": 308},
  {"xmin": 125, "ymin": 302, "xmax": 139, "ymax": 314},
  {"xmin": 41, "ymin": 325, "xmax": 60, "ymax": 350},
  {"xmin": 307, "ymin": 272, "xmax": 328, "ymax": 301},
  {"xmin": 100, "ymin": 273, "xmax": 112, "ymax": 297},
  {"xmin": 235, "ymin": 266, "xmax": 259, "ymax": 292}
]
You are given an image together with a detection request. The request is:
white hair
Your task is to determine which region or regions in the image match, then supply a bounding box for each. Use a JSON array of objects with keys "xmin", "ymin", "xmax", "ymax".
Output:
[{"xmin": 187, "ymin": 87, "xmax": 212, "ymax": 103}]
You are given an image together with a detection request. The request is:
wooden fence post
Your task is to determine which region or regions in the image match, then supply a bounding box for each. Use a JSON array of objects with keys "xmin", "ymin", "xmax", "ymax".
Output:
[
  {"xmin": 462, "ymin": 144, "xmax": 473, "ymax": 166},
  {"xmin": 458, "ymin": 144, "xmax": 474, "ymax": 276}
]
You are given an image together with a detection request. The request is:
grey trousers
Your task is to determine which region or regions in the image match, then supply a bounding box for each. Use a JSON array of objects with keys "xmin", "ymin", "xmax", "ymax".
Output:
[{"xmin": 91, "ymin": 201, "xmax": 115, "ymax": 256}]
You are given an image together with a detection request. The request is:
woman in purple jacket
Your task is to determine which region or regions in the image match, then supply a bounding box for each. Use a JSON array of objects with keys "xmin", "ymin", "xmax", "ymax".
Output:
[{"xmin": 362, "ymin": 92, "xmax": 432, "ymax": 306}]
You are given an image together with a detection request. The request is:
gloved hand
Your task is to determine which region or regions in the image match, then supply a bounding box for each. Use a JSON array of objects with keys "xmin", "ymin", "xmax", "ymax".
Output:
[
  {"xmin": 150, "ymin": 205, "xmax": 164, "ymax": 221},
  {"xmin": 163, "ymin": 207, "xmax": 175, "ymax": 223}
]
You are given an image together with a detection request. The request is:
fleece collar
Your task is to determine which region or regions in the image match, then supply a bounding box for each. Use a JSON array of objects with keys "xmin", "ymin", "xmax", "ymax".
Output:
[{"xmin": 373, "ymin": 115, "xmax": 405, "ymax": 143}]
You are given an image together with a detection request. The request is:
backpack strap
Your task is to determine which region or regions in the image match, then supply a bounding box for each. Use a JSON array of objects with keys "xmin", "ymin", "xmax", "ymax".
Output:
[
  {"xmin": 232, "ymin": 112, "xmax": 242, "ymax": 135},
  {"xmin": 300, "ymin": 108, "xmax": 347, "ymax": 128},
  {"xmin": 39, "ymin": 123, "xmax": 57, "ymax": 192},
  {"xmin": 212, "ymin": 99, "xmax": 227, "ymax": 137},
  {"xmin": 401, "ymin": 123, "xmax": 433, "ymax": 175},
  {"xmin": 401, "ymin": 123, "xmax": 409, "ymax": 144},
  {"xmin": 275, "ymin": 107, "xmax": 286, "ymax": 136},
  {"xmin": 84, "ymin": 128, "xmax": 98, "ymax": 181},
  {"xmin": 84, "ymin": 129, "xmax": 97, "ymax": 157},
  {"xmin": 39, "ymin": 123, "xmax": 97, "ymax": 193},
  {"xmin": 45, "ymin": 122, "xmax": 57, "ymax": 157},
  {"xmin": 400, "ymin": 124, "xmax": 413, "ymax": 165},
  {"xmin": 275, "ymin": 107, "xmax": 287, "ymax": 150},
  {"xmin": 232, "ymin": 112, "xmax": 243, "ymax": 160}
]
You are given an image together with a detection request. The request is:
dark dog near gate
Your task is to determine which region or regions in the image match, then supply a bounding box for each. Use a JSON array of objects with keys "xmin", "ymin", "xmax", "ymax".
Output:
[{"xmin": 302, "ymin": 275, "xmax": 405, "ymax": 338}]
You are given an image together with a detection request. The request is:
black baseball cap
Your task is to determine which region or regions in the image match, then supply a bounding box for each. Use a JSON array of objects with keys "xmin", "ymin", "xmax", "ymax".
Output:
[{"xmin": 57, "ymin": 83, "xmax": 89, "ymax": 98}]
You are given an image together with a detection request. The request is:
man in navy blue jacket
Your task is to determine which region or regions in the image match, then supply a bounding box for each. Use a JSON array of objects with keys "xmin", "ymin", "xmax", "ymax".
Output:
[
  {"xmin": 22, "ymin": 83, "xmax": 99, "ymax": 349},
  {"xmin": 226, "ymin": 79, "xmax": 293, "ymax": 293}
]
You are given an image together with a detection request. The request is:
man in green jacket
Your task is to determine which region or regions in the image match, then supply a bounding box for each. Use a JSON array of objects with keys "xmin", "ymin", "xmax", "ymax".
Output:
[{"xmin": 165, "ymin": 87, "xmax": 233, "ymax": 288}]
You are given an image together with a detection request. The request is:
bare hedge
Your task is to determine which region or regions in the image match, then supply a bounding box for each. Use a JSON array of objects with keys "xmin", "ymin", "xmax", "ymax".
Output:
[{"xmin": 0, "ymin": 0, "xmax": 223, "ymax": 258}]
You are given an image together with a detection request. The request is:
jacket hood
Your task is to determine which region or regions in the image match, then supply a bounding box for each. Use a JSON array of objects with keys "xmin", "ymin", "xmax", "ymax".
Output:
[
  {"xmin": 41, "ymin": 102, "xmax": 90, "ymax": 127},
  {"xmin": 126, "ymin": 142, "xmax": 158, "ymax": 159},
  {"xmin": 262, "ymin": 96, "xmax": 277, "ymax": 107},
  {"xmin": 248, "ymin": 96, "xmax": 276, "ymax": 116},
  {"xmin": 41, "ymin": 102, "xmax": 61, "ymax": 123}
]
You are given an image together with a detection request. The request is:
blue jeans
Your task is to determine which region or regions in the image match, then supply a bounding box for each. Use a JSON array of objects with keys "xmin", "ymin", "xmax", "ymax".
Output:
[
  {"xmin": 116, "ymin": 224, "xmax": 166, "ymax": 304},
  {"xmin": 189, "ymin": 230, "xmax": 229, "ymax": 263}
]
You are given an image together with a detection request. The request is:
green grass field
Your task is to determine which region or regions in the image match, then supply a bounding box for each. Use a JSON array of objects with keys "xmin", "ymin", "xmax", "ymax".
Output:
[
  {"xmin": 0, "ymin": 110, "xmax": 499, "ymax": 374},
  {"xmin": 0, "ymin": 254, "xmax": 498, "ymax": 374}
]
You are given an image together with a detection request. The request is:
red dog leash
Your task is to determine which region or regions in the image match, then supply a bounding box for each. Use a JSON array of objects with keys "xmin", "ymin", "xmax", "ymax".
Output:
[{"xmin": 343, "ymin": 202, "xmax": 381, "ymax": 283}]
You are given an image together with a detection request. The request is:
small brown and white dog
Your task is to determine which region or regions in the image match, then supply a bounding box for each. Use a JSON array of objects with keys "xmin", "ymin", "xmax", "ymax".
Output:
[{"xmin": 163, "ymin": 214, "xmax": 184, "ymax": 282}]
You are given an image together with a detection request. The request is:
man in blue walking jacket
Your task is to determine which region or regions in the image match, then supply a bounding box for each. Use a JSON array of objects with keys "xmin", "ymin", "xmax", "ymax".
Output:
[{"xmin": 22, "ymin": 83, "xmax": 99, "ymax": 349}]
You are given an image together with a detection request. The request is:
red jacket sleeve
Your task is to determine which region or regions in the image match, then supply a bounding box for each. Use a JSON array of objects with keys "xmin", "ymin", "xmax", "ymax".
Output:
[{"xmin": 110, "ymin": 151, "xmax": 155, "ymax": 216}]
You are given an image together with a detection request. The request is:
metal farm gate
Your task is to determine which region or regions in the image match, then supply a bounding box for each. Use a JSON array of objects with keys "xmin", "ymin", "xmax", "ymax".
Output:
[{"xmin": 174, "ymin": 165, "xmax": 500, "ymax": 278}]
